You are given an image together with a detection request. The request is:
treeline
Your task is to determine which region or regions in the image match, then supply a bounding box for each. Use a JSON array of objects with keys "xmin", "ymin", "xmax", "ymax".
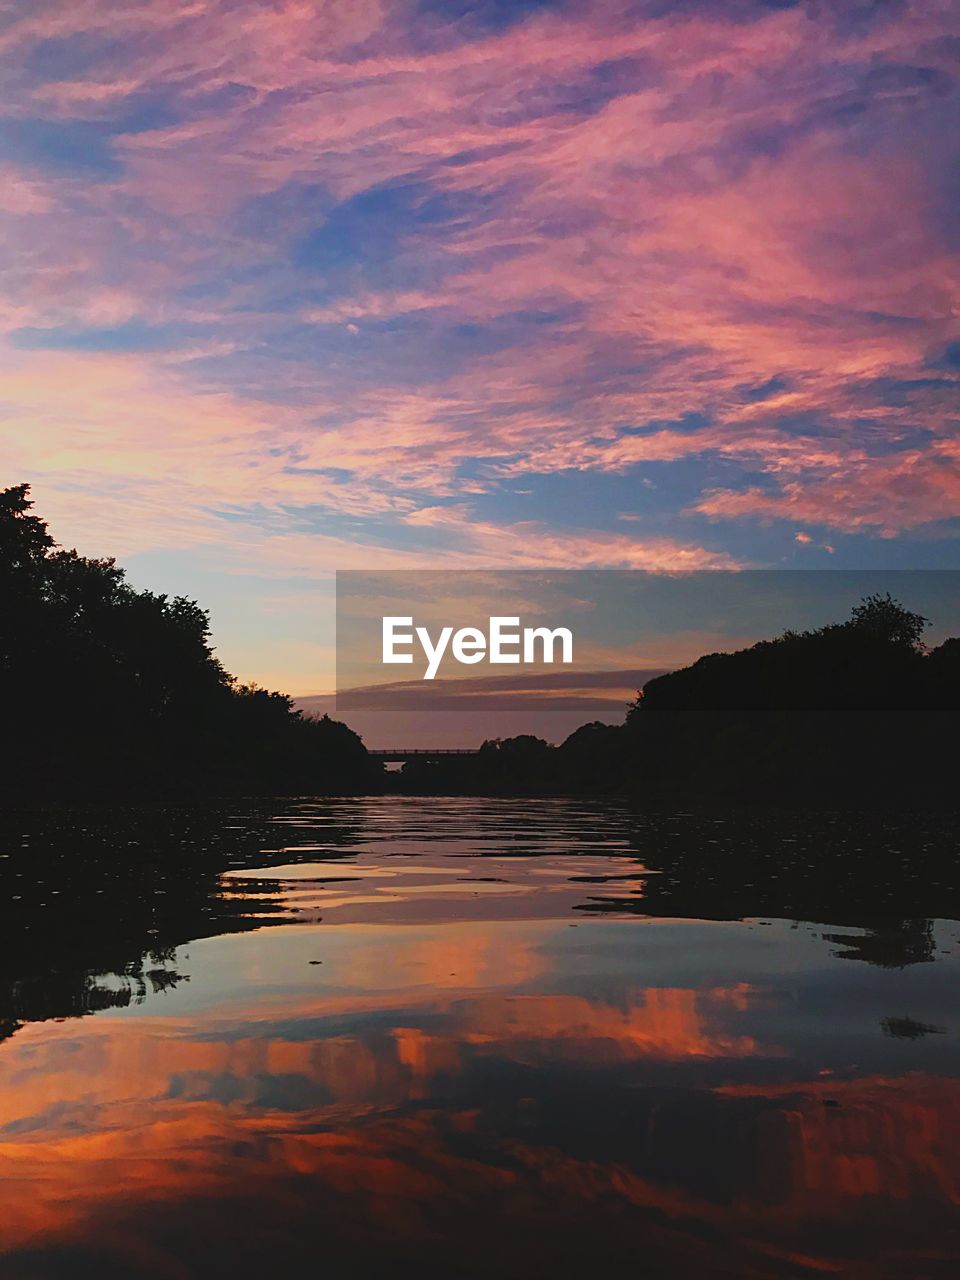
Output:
[
  {"xmin": 0, "ymin": 486, "xmax": 379, "ymax": 800},
  {"xmin": 4, "ymin": 484, "xmax": 958, "ymax": 806},
  {"xmin": 398, "ymin": 594, "xmax": 960, "ymax": 805}
]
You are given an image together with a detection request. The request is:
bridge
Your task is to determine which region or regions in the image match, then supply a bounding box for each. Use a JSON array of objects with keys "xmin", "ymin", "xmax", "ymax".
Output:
[{"xmin": 368, "ymin": 747, "xmax": 480, "ymax": 763}]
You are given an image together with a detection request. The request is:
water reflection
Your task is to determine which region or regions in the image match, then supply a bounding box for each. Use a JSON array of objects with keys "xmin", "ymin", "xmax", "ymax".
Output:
[
  {"xmin": 0, "ymin": 807, "xmax": 288, "ymax": 1042},
  {"xmin": 0, "ymin": 799, "xmax": 958, "ymax": 1277}
]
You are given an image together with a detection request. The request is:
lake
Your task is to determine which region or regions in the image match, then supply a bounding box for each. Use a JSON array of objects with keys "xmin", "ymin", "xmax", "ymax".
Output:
[{"xmin": 1, "ymin": 797, "xmax": 959, "ymax": 1277}]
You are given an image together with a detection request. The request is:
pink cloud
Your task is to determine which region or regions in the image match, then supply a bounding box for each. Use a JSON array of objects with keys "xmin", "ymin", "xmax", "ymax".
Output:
[
  {"xmin": 697, "ymin": 441, "xmax": 960, "ymax": 534},
  {"xmin": 1, "ymin": 0, "xmax": 957, "ymax": 605}
]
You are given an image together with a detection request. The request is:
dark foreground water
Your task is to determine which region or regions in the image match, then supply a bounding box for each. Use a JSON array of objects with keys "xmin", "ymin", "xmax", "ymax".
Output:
[{"xmin": 1, "ymin": 798, "xmax": 959, "ymax": 1278}]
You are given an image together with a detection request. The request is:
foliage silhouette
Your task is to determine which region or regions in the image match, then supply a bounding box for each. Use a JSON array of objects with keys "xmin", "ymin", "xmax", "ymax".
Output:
[
  {"xmin": 397, "ymin": 594, "xmax": 960, "ymax": 804},
  {"xmin": 0, "ymin": 485, "xmax": 379, "ymax": 800},
  {"xmin": 621, "ymin": 592, "xmax": 959, "ymax": 804}
]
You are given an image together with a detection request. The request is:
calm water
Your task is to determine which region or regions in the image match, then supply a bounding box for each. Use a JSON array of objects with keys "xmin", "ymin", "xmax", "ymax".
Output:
[{"xmin": 1, "ymin": 798, "xmax": 959, "ymax": 1278}]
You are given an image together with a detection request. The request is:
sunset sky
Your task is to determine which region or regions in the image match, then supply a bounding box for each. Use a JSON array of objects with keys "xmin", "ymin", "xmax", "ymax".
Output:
[{"xmin": 3, "ymin": 0, "xmax": 959, "ymax": 694}]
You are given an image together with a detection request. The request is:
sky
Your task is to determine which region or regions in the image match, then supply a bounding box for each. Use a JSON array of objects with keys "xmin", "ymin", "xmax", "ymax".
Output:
[{"xmin": 2, "ymin": 0, "xmax": 959, "ymax": 701}]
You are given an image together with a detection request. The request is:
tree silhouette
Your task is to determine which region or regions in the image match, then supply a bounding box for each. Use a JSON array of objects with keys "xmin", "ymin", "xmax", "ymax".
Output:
[
  {"xmin": 0, "ymin": 485, "xmax": 378, "ymax": 800},
  {"xmin": 849, "ymin": 592, "xmax": 928, "ymax": 649},
  {"xmin": 618, "ymin": 593, "xmax": 958, "ymax": 804},
  {"xmin": 397, "ymin": 594, "xmax": 958, "ymax": 804}
]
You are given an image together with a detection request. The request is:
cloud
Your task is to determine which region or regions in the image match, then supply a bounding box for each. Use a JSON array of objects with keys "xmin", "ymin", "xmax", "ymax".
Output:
[
  {"xmin": 2, "ymin": 0, "xmax": 958, "ymax": 686},
  {"xmin": 697, "ymin": 439, "xmax": 960, "ymax": 534}
]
